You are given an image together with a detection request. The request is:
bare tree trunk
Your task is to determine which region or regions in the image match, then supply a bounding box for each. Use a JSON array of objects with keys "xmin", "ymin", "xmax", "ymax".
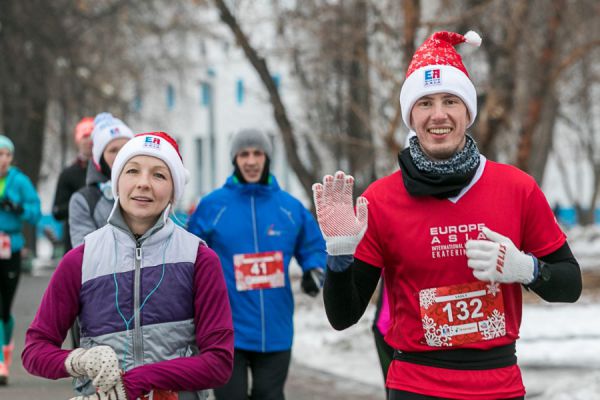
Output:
[
  {"xmin": 1, "ymin": 85, "xmax": 47, "ymax": 187},
  {"xmin": 527, "ymin": 95, "xmax": 559, "ymax": 183},
  {"xmin": 213, "ymin": 0, "xmax": 317, "ymax": 200},
  {"xmin": 515, "ymin": 0, "xmax": 564, "ymax": 173},
  {"xmin": 383, "ymin": 0, "xmax": 420, "ymax": 157},
  {"xmin": 474, "ymin": 1, "xmax": 528, "ymax": 157},
  {"xmin": 346, "ymin": 0, "xmax": 375, "ymax": 189}
]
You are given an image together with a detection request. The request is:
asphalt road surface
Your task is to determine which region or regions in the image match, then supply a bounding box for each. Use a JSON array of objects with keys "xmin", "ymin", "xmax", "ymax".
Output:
[{"xmin": 2, "ymin": 269, "xmax": 384, "ymax": 400}]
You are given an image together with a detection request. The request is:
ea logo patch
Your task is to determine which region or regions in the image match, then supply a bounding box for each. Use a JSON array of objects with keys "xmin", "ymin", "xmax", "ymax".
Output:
[
  {"xmin": 144, "ymin": 136, "xmax": 161, "ymax": 149},
  {"xmin": 424, "ymin": 68, "xmax": 441, "ymax": 87}
]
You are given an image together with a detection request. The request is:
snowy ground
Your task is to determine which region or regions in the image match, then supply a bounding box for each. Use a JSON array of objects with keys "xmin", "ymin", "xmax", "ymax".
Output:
[
  {"xmin": 291, "ymin": 225, "xmax": 600, "ymax": 399},
  {"xmin": 293, "ymin": 292, "xmax": 600, "ymax": 399}
]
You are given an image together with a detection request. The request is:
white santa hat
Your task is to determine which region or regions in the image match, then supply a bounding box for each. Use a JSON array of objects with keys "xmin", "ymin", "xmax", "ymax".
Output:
[
  {"xmin": 400, "ymin": 31, "xmax": 482, "ymax": 130},
  {"xmin": 111, "ymin": 132, "xmax": 190, "ymax": 205},
  {"xmin": 91, "ymin": 112, "xmax": 134, "ymax": 170}
]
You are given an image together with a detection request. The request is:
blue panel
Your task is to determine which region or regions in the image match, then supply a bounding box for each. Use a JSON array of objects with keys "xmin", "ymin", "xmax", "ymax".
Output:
[
  {"xmin": 236, "ymin": 79, "xmax": 244, "ymax": 104},
  {"xmin": 201, "ymin": 82, "xmax": 211, "ymax": 107},
  {"xmin": 557, "ymin": 207, "xmax": 577, "ymax": 227},
  {"xmin": 272, "ymin": 73, "xmax": 281, "ymax": 90},
  {"xmin": 167, "ymin": 84, "xmax": 175, "ymax": 110}
]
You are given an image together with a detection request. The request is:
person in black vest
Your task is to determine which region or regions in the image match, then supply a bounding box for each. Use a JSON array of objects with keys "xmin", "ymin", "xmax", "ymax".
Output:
[
  {"xmin": 52, "ymin": 117, "xmax": 94, "ymax": 254},
  {"xmin": 68, "ymin": 113, "xmax": 133, "ymax": 248}
]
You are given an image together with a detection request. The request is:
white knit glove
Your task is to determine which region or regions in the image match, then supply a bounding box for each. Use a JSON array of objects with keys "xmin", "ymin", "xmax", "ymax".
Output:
[
  {"xmin": 312, "ymin": 171, "xmax": 368, "ymax": 255},
  {"xmin": 68, "ymin": 379, "xmax": 128, "ymax": 400},
  {"xmin": 465, "ymin": 227, "xmax": 535, "ymax": 284},
  {"xmin": 65, "ymin": 346, "xmax": 121, "ymax": 393}
]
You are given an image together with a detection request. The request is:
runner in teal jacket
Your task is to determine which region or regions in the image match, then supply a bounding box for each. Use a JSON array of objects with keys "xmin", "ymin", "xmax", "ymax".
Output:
[
  {"xmin": 0, "ymin": 134, "xmax": 41, "ymax": 385},
  {"xmin": 0, "ymin": 167, "xmax": 41, "ymax": 252}
]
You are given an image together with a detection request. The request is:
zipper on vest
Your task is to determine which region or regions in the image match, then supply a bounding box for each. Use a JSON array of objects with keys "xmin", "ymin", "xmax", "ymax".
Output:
[{"xmin": 133, "ymin": 240, "xmax": 143, "ymax": 367}]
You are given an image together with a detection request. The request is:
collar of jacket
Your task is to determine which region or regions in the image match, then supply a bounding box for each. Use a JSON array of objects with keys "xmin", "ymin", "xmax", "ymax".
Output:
[
  {"xmin": 2, "ymin": 166, "xmax": 19, "ymax": 188},
  {"xmin": 224, "ymin": 174, "xmax": 280, "ymax": 195},
  {"xmin": 85, "ymin": 160, "xmax": 109, "ymax": 185},
  {"xmin": 107, "ymin": 198, "xmax": 173, "ymax": 245}
]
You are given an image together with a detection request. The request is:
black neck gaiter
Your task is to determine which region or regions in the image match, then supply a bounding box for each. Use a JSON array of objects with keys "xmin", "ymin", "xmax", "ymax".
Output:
[
  {"xmin": 398, "ymin": 135, "xmax": 481, "ymax": 199},
  {"xmin": 100, "ymin": 155, "xmax": 112, "ymax": 180}
]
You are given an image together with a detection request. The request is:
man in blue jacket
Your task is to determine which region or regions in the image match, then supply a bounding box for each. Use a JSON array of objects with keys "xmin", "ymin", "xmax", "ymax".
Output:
[{"xmin": 188, "ymin": 128, "xmax": 326, "ymax": 400}]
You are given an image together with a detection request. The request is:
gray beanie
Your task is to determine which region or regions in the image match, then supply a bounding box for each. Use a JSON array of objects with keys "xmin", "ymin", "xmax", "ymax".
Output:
[{"xmin": 230, "ymin": 129, "xmax": 272, "ymax": 161}]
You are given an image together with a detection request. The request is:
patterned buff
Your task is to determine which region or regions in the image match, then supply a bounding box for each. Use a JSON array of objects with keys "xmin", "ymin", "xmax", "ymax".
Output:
[
  {"xmin": 408, "ymin": 134, "xmax": 480, "ymax": 176},
  {"xmin": 398, "ymin": 135, "xmax": 481, "ymax": 199}
]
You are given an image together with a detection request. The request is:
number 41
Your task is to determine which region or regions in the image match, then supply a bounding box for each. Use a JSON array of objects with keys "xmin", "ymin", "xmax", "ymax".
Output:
[{"xmin": 250, "ymin": 262, "xmax": 268, "ymax": 275}]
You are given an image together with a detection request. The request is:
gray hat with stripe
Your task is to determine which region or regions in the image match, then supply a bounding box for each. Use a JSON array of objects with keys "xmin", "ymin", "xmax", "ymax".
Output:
[{"xmin": 230, "ymin": 129, "xmax": 272, "ymax": 161}]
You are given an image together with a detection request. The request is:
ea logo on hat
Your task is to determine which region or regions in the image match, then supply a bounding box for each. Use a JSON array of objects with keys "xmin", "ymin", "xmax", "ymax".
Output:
[
  {"xmin": 109, "ymin": 127, "xmax": 121, "ymax": 136},
  {"xmin": 424, "ymin": 69, "xmax": 441, "ymax": 87},
  {"xmin": 144, "ymin": 136, "xmax": 161, "ymax": 150}
]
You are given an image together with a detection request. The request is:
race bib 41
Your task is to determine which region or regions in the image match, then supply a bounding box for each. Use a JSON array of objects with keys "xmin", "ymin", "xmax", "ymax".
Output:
[{"xmin": 234, "ymin": 251, "xmax": 285, "ymax": 291}]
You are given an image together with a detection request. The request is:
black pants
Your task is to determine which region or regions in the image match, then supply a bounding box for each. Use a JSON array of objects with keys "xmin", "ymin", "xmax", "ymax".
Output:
[
  {"xmin": 213, "ymin": 348, "xmax": 291, "ymax": 400},
  {"xmin": 389, "ymin": 389, "xmax": 524, "ymax": 400},
  {"xmin": 0, "ymin": 251, "xmax": 21, "ymax": 325},
  {"xmin": 373, "ymin": 326, "xmax": 394, "ymax": 395}
]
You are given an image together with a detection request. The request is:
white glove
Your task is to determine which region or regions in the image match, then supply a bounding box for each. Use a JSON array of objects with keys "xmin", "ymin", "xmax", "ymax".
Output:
[
  {"xmin": 68, "ymin": 379, "xmax": 128, "ymax": 400},
  {"xmin": 312, "ymin": 171, "xmax": 368, "ymax": 255},
  {"xmin": 465, "ymin": 227, "xmax": 535, "ymax": 284},
  {"xmin": 65, "ymin": 346, "xmax": 121, "ymax": 393}
]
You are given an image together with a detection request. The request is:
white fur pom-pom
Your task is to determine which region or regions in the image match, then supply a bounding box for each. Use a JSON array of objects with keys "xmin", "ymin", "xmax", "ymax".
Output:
[{"xmin": 463, "ymin": 31, "xmax": 482, "ymax": 47}]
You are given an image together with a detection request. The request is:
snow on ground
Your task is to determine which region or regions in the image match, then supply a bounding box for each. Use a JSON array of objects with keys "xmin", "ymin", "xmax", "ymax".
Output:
[
  {"xmin": 566, "ymin": 225, "xmax": 600, "ymax": 272},
  {"xmin": 293, "ymin": 295, "xmax": 600, "ymax": 399},
  {"xmin": 291, "ymin": 224, "xmax": 600, "ymax": 399}
]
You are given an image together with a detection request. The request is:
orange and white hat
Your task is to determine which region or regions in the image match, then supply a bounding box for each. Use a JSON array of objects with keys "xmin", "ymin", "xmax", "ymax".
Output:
[
  {"xmin": 74, "ymin": 117, "xmax": 94, "ymax": 144},
  {"xmin": 400, "ymin": 31, "xmax": 482, "ymax": 130}
]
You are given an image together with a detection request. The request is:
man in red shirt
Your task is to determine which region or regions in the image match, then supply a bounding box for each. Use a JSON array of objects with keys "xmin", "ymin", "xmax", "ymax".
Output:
[{"xmin": 315, "ymin": 31, "xmax": 582, "ymax": 400}]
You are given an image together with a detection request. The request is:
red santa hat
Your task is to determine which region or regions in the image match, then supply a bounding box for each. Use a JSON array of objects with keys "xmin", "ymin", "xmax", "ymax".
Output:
[
  {"xmin": 111, "ymin": 132, "xmax": 190, "ymax": 205},
  {"xmin": 400, "ymin": 31, "xmax": 482, "ymax": 130}
]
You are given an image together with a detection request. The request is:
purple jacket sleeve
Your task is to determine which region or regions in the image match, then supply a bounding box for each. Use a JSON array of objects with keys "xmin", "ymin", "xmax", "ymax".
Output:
[
  {"xmin": 21, "ymin": 246, "xmax": 84, "ymax": 379},
  {"xmin": 122, "ymin": 245, "xmax": 234, "ymax": 400}
]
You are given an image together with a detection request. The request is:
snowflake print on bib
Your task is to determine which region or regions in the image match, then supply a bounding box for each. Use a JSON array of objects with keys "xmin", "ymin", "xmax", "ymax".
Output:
[{"xmin": 419, "ymin": 281, "xmax": 506, "ymax": 347}]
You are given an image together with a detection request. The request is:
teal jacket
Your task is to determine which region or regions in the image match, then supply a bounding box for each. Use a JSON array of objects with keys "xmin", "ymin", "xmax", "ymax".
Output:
[{"xmin": 0, "ymin": 167, "xmax": 41, "ymax": 252}]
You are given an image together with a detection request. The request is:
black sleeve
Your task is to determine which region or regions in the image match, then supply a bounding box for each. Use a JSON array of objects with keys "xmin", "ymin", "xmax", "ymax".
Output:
[
  {"xmin": 526, "ymin": 242, "xmax": 582, "ymax": 303},
  {"xmin": 52, "ymin": 170, "xmax": 70, "ymax": 220},
  {"xmin": 323, "ymin": 258, "xmax": 381, "ymax": 330}
]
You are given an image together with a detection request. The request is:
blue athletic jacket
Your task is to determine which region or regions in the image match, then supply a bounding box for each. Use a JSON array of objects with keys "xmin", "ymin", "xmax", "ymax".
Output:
[
  {"xmin": 0, "ymin": 166, "xmax": 41, "ymax": 252},
  {"xmin": 188, "ymin": 175, "xmax": 326, "ymax": 352}
]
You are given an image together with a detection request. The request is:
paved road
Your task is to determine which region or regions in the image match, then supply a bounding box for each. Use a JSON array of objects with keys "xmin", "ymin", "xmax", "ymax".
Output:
[{"xmin": 2, "ymin": 269, "xmax": 384, "ymax": 400}]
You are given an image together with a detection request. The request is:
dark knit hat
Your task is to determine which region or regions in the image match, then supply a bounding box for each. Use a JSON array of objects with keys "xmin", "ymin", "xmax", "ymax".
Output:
[{"xmin": 229, "ymin": 129, "xmax": 272, "ymax": 161}]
